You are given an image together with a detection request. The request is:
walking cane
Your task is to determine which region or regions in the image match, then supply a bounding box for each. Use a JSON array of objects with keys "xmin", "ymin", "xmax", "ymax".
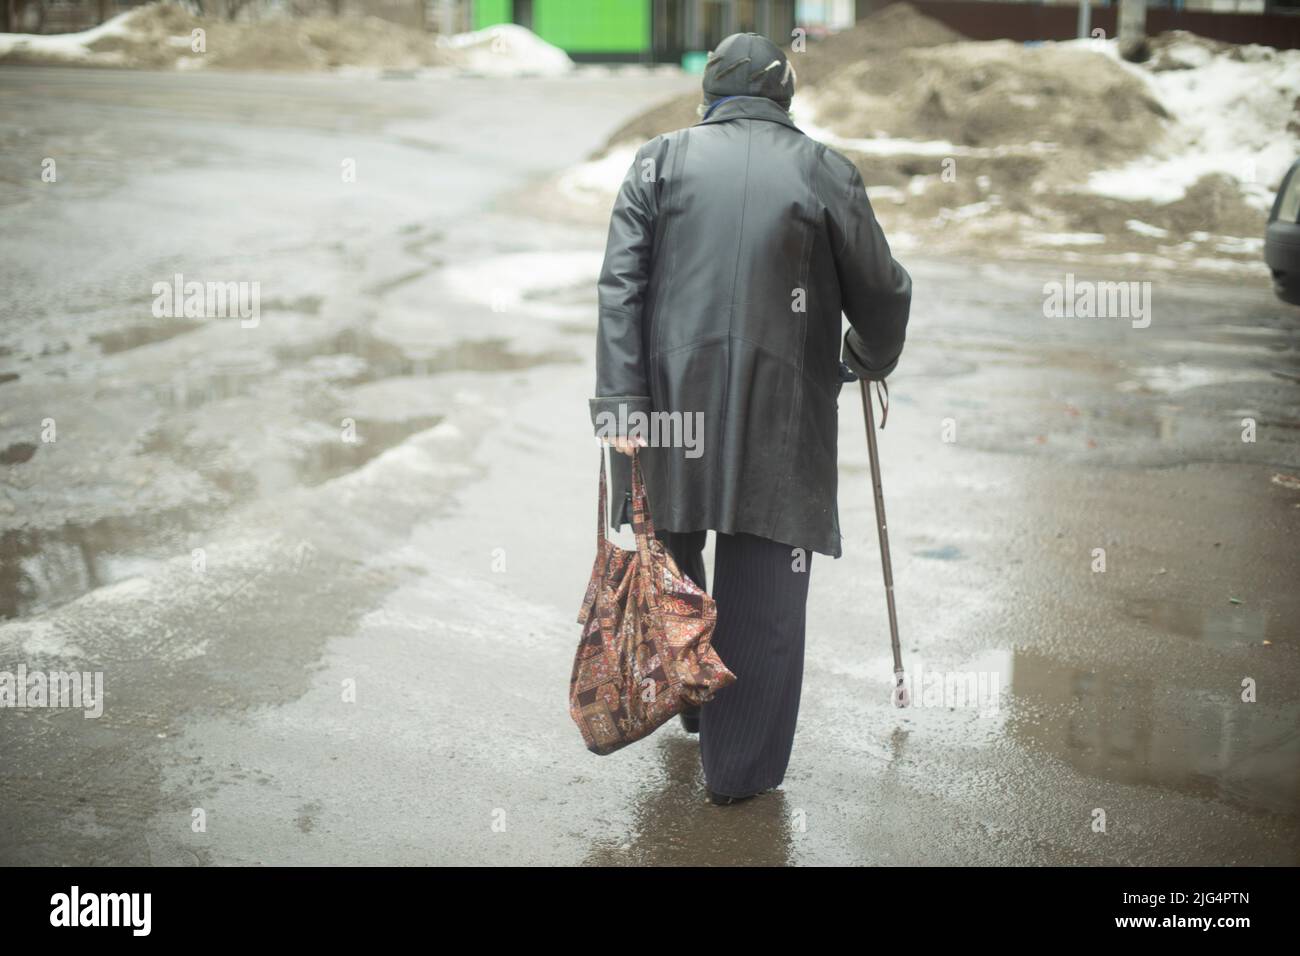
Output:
[{"xmin": 859, "ymin": 376, "xmax": 910, "ymax": 708}]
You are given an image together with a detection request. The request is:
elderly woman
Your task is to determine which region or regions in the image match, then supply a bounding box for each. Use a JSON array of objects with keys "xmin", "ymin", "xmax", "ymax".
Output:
[{"xmin": 590, "ymin": 32, "xmax": 911, "ymax": 805}]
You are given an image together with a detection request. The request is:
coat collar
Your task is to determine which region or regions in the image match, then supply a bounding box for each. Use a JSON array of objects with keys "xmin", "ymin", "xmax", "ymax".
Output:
[{"xmin": 695, "ymin": 95, "xmax": 800, "ymax": 132}]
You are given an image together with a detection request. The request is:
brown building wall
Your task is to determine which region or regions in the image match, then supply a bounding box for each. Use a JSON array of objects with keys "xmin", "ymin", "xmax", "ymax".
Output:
[{"xmin": 868, "ymin": 0, "xmax": 1300, "ymax": 49}]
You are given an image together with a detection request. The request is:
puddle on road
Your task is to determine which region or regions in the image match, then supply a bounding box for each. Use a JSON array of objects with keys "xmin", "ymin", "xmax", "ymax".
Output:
[
  {"xmin": 2, "ymin": 411, "xmax": 443, "ymax": 621},
  {"xmin": 3, "ymin": 326, "xmax": 576, "ymax": 620},
  {"xmin": 1081, "ymin": 401, "xmax": 1184, "ymax": 441},
  {"xmin": 1120, "ymin": 363, "xmax": 1283, "ymax": 395},
  {"xmin": 583, "ymin": 735, "xmax": 798, "ymax": 866},
  {"xmin": 1, "ymin": 442, "xmax": 38, "ymax": 465},
  {"xmin": 229, "ymin": 414, "xmax": 446, "ymax": 497},
  {"xmin": 149, "ymin": 353, "xmax": 279, "ymax": 410},
  {"xmin": 581, "ymin": 639, "xmax": 1299, "ymax": 862},
  {"xmin": 90, "ymin": 318, "xmax": 203, "ymax": 356},
  {"xmin": 1006, "ymin": 647, "xmax": 1299, "ymax": 821},
  {"xmin": 1122, "ymin": 596, "xmax": 1274, "ymax": 648},
  {"xmin": 273, "ymin": 329, "xmax": 576, "ymax": 384},
  {"xmin": 914, "ymin": 544, "xmax": 964, "ymax": 561},
  {"xmin": 1, "ymin": 509, "xmax": 207, "ymax": 620}
]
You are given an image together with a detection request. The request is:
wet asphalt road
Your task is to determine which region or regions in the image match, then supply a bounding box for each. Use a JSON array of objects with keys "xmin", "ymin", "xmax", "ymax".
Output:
[{"xmin": 0, "ymin": 67, "xmax": 1298, "ymax": 866}]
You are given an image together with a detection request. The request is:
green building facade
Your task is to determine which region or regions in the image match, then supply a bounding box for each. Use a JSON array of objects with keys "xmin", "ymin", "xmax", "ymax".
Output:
[{"xmin": 473, "ymin": 0, "xmax": 798, "ymax": 63}]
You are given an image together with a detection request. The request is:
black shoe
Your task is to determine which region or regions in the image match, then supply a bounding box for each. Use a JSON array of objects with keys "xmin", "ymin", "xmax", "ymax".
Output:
[
  {"xmin": 707, "ymin": 789, "xmax": 755, "ymax": 806},
  {"xmin": 679, "ymin": 706, "xmax": 700, "ymax": 735}
]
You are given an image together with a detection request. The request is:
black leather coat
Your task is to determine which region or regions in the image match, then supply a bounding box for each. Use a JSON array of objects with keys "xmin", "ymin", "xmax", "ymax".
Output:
[{"xmin": 588, "ymin": 94, "xmax": 911, "ymax": 558}]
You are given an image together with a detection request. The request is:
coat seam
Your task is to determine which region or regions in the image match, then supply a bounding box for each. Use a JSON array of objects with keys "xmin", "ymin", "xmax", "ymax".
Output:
[
  {"xmin": 840, "ymin": 167, "xmax": 860, "ymax": 259},
  {"xmin": 715, "ymin": 120, "xmax": 752, "ymax": 526},
  {"xmin": 654, "ymin": 129, "xmax": 689, "ymax": 527},
  {"xmin": 768, "ymin": 144, "xmax": 819, "ymax": 540}
]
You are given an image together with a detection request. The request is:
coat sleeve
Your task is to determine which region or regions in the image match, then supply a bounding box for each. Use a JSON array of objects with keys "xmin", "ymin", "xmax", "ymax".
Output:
[
  {"xmin": 589, "ymin": 138, "xmax": 663, "ymax": 436},
  {"xmin": 821, "ymin": 152, "xmax": 911, "ymax": 381}
]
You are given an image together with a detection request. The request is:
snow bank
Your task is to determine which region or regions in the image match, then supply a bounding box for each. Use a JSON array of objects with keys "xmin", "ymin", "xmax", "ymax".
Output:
[
  {"xmin": 556, "ymin": 143, "xmax": 638, "ymax": 205},
  {"xmin": 0, "ymin": 7, "xmax": 141, "ymax": 64},
  {"xmin": 441, "ymin": 251, "xmax": 603, "ymax": 322},
  {"xmin": 437, "ymin": 23, "xmax": 573, "ymax": 77},
  {"xmin": 1079, "ymin": 33, "xmax": 1300, "ymax": 207}
]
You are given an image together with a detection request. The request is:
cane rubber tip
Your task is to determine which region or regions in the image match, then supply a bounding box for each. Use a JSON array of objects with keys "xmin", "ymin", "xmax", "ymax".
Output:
[{"xmin": 892, "ymin": 671, "xmax": 909, "ymax": 709}]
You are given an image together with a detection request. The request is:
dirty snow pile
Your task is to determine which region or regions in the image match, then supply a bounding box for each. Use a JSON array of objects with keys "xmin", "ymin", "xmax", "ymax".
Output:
[
  {"xmin": 0, "ymin": 2, "xmax": 447, "ymax": 70},
  {"xmin": 1083, "ymin": 32, "xmax": 1300, "ymax": 212},
  {"xmin": 557, "ymin": 143, "xmax": 640, "ymax": 207},
  {"xmin": 0, "ymin": 8, "xmax": 142, "ymax": 64},
  {"xmin": 567, "ymin": 3, "xmax": 1293, "ymax": 275},
  {"xmin": 0, "ymin": 1, "xmax": 572, "ymax": 76},
  {"xmin": 436, "ymin": 23, "xmax": 573, "ymax": 77}
]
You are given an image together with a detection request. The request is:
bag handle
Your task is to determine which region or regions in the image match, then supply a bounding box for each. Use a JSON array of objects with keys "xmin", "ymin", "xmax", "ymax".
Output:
[
  {"xmin": 595, "ymin": 447, "xmax": 657, "ymax": 572},
  {"xmin": 595, "ymin": 445, "xmax": 610, "ymax": 562},
  {"xmin": 629, "ymin": 450, "xmax": 655, "ymax": 540},
  {"xmin": 577, "ymin": 449, "xmax": 612, "ymax": 631},
  {"xmin": 628, "ymin": 450, "xmax": 658, "ymax": 606},
  {"xmin": 588, "ymin": 446, "xmax": 660, "ymax": 612}
]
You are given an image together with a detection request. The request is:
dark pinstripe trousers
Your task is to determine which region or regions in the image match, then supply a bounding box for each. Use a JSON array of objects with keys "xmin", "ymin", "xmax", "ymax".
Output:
[{"xmin": 656, "ymin": 528, "xmax": 813, "ymax": 798}]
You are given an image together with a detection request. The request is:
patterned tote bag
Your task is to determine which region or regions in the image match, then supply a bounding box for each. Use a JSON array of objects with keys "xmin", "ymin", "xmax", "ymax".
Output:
[{"xmin": 569, "ymin": 448, "xmax": 736, "ymax": 755}]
